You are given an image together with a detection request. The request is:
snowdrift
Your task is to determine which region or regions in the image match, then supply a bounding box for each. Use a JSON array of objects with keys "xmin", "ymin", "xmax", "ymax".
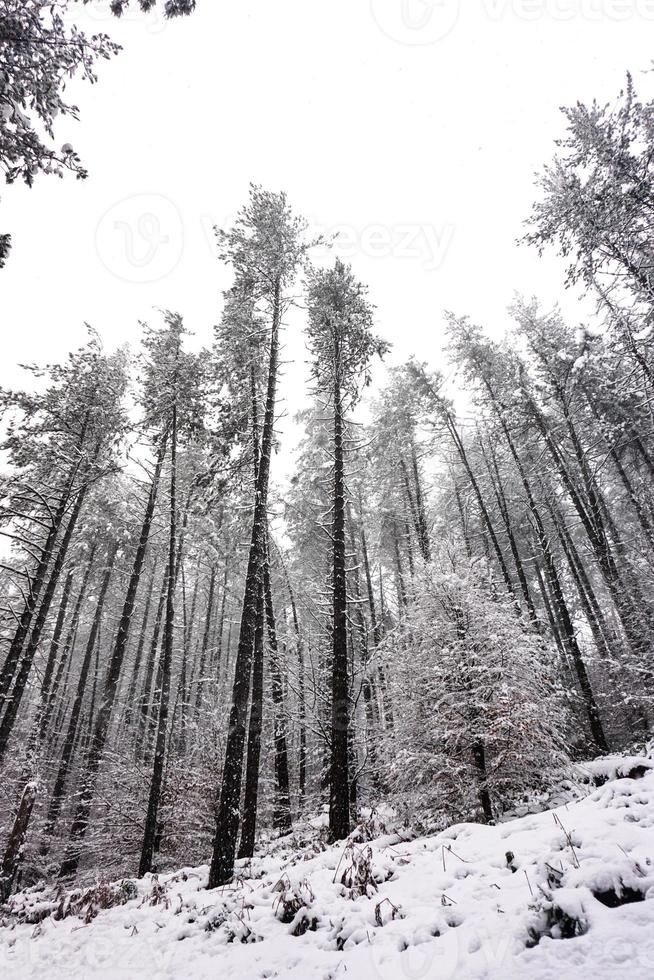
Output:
[{"xmin": 2, "ymin": 754, "xmax": 654, "ymax": 979}]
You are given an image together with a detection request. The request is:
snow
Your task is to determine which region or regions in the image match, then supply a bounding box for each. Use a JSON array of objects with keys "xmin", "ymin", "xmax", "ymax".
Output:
[
  {"xmin": 3, "ymin": 754, "xmax": 654, "ymax": 979},
  {"xmin": 581, "ymin": 755, "xmax": 654, "ymax": 783}
]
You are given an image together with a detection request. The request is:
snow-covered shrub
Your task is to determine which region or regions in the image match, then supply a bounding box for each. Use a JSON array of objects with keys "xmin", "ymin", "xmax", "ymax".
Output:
[
  {"xmin": 0, "ymin": 877, "xmax": 138, "ymax": 927},
  {"xmin": 336, "ymin": 841, "xmax": 395, "ymax": 899},
  {"xmin": 272, "ymin": 875, "xmax": 313, "ymax": 921},
  {"xmin": 382, "ymin": 552, "xmax": 571, "ymax": 825},
  {"xmin": 526, "ymin": 887, "xmax": 590, "ymax": 946}
]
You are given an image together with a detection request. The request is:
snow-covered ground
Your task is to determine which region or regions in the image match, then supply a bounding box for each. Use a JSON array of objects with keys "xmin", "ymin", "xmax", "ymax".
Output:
[{"xmin": 2, "ymin": 754, "xmax": 654, "ymax": 979}]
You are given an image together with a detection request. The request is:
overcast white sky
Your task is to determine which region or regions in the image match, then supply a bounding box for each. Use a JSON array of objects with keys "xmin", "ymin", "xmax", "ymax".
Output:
[{"xmin": 3, "ymin": 1, "xmax": 654, "ymax": 418}]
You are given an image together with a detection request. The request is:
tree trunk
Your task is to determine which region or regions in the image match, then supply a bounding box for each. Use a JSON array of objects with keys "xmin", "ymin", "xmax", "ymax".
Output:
[
  {"xmin": 215, "ymin": 563, "xmax": 229, "ymax": 686},
  {"xmin": 359, "ymin": 504, "xmax": 381, "ymax": 647},
  {"xmin": 528, "ymin": 392, "xmax": 648, "ymax": 657},
  {"xmin": 209, "ymin": 278, "xmax": 282, "ymax": 889},
  {"xmin": 471, "ymin": 739, "xmax": 493, "ymax": 824},
  {"xmin": 39, "ymin": 569, "xmax": 74, "ymax": 713},
  {"xmin": 41, "ymin": 545, "xmax": 118, "ymax": 852},
  {"xmin": 509, "ymin": 454, "xmax": 609, "ymax": 753},
  {"xmin": 278, "ymin": 550, "xmax": 307, "ymax": 804},
  {"xmin": 41, "ymin": 549, "xmax": 97, "ymax": 743},
  {"xmin": 122, "ymin": 565, "xmax": 157, "ymax": 729},
  {"xmin": 347, "ymin": 511, "xmax": 380, "ymax": 789},
  {"xmin": 193, "ymin": 565, "xmax": 216, "ymax": 717},
  {"xmin": 59, "ymin": 434, "xmax": 168, "ymax": 879},
  {"xmin": 533, "ymin": 554, "xmax": 566, "ymax": 661},
  {"xmin": 391, "ymin": 519, "xmax": 408, "ymax": 611},
  {"xmin": 237, "ymin": 583, "xmax": 265, "ymax": 860},
  {"xmin": 399, "ymin": 457, "xmax": 420, "ymax": 571},
  {"xmin": 452, "ymin": 477, "xmax": 473, "ymax": 559},
  {"xmin": 478, "ymin": 376, "xmax": 609, "ymax": 753},
  {"xmin": 137, "ymin": 571, "xmax": 168, "ymax": 747},
  {"xmin": 548, "ymin": 500, "xmax": 615, "ymax": 661},
  {"xmin": 445, "ymin": 415, "xmax": 517, "ymax": 604},
  {"xmin": 174, "ymin": 561, "xmax": 201, "ymax": 752},
  {"xmin": 263, "ymin": 538, "xmax": 292, "ymax": 832},
  {"xmin": 86, "ymin": 629, "xmax": 102, "ymax": 741},
  {"xmin": 0, "ymin": 415, "xmax": 90, "ymax": 713},
  {"xmin": 411, "ymin": 447, "xmax": 431, "ymax": 562},
  {"xmin": 0, "ymin": 478, "xmax": 90, "ymax": 764},
  {"xmin": 329, "ymin": 343, "xmax": 350, "ymax": 842},
  {"xmin": 140, "ymin": 404, "xmax": 177, "ymax": 877},
  {"xmin": 0, "ymin": 781, "xmax": 39, "ymax": 901},
  {"xmin": 480, "ymin": 437, "xmax": 538, "ymax": 625}
]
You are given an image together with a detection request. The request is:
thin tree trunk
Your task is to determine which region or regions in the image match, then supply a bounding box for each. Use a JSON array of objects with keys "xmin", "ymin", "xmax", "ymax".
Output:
[
  {"xmin": 329, "ymin": 344, "xmax": 350, "ymax": 842},
  {"xmin": 59, "ymin": 434, "xmax": 168, "ymax": 879},
  {"xmin": 193, "ymin": 565, "xmax": 216, "ymax": 717},
  {"xmin": 359, "ymin": 504, "xmax": 380, "ymax": 647},
  {"xmin": 0, "ymin": 416, "xmax": 90, "ymax": 713},
  {"xmin": 445, "ymin": 415, "xmax": 517, "ymax": 603},
  {"xmin": 401, "ymin": 492, "xmax": 416, "ymax": 580},
  {"xmin": 0, "ymin": 782, "xmax": 39, "ymax": 901},
  {"xmin": 347, "ymin": 511, "xmax": 380, "ymax": 789},
  {"xmin": 140, "ymin": 510, "xmax": 190, "ymax": 755},
  {"xmin": 471, "ymin": 739, "xmax": 493, "ymax": 823},
  {"xmin": 174, "ymin": 560, "xmax": 201, "ymax": 752},
  {"xmin": 86, "ymin": 629, "xmax": 101, "ymax": 740},
  {"xmin": 215, "ymin": 563, "xmax": 229, "ymax": 685},
  {"xmin": 0, "ymin": 478, "xmax": 90, "ymax": 764},
  {"xmin": 528, "ymin": 391, "xmax": 648, "ymax": 655},
  {"xmin": 391, "ymin": 519, "xmax": 408, "ymax": 610},
  {"xmin": 480, "ymin": 437, "xmax": 538, "ymax": 625},
  {"xmin": 400, "ymin": 458, "xmax": 421, "ymax": 568},
  {"xmin": 122, "ymin": 565, "xmax": 157, "ymax": 729},
  {"xmin": 509, "ymin": 450, "xmax": 608, "ymax": 752},
  {"xmin": 263, "ymin": 535, "xmax": 292, "ymax": 832},
  {"xmin": 533, "ymin": 555, "xmax": 565, "ymax": 660},
  {"xmin": 278, "ymin": 550, "xmax": 307, "ymax": 804},
  {"xmin": 237, "ymin": 584, "xmax": 265, "ymax": 860},
  {"xmin": 137, "ymin": 572, "xmax": 168, "ymax": 746},
  {"xmin": 39, "ymin": 569, "xmax": 74, "ymax": 713},
  {"xmin": 140, "ymin": 403, "xmax": 177, "ymax": 877},
  {"xmin": 452, "ymin": 476, "xmax": 473, "ymax": 558},
  {"xmin": 41, "ymin": 549, "xmax": 97, "ymax": 742},
  {"xmin": 347, "ymin": 633, "xmax": 358, "ymax": 818},
  {"xmin": 41, "ymin": 545, "xmax": 118, "ymax": 852},
  {"xmin": 586, "ymin": 393, "xmax": 654, "ymax": 548},
  {"xmin": 476, "ymin": 375, "xmax": 609, "ymax": 752},
  {"xmin": 52, "ymin": 662, "xmax": 74, "ymax": 740},
  {"xmin": 209, "ymin": 277, "xmax": 282, "ymax": 889},
  {"xmin": 411, "ymin": 446, "xmax": 431, "ymax": 562},
  {"xmin": 548, "ymin": 501, "xmax": 615, "ymax": 661}
]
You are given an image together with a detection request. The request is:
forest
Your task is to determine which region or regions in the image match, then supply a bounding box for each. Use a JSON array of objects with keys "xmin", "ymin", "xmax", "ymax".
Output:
[
  {"xmin": 2, "ymin": 5, "xmax": 654, "ymax": 977},
  {"xmin": 1, "ymin": 75, "xmax": 654, "ymax": 898}
]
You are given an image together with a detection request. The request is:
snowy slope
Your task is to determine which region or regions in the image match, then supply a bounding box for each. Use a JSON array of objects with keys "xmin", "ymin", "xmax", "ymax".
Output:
[{"xmin": 2, "ymin": 755, "xmax": 654, "ymax": 980}]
